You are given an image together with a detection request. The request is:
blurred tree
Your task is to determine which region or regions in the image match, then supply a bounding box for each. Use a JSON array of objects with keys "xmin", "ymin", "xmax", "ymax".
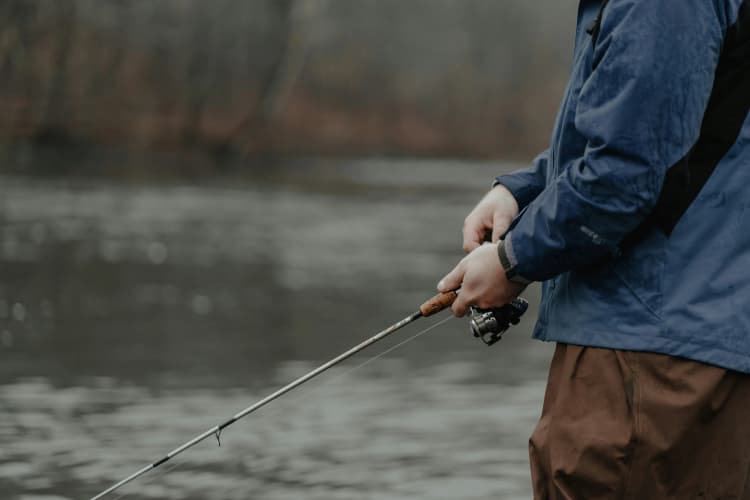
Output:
[{"xmin": 0, "ymin": 0, "xmax": 577, "ymax": 170}]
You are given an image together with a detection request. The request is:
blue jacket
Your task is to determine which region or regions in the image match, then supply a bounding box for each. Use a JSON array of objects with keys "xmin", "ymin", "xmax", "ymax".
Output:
[{"xmin": 496, "ymin": 0, "xmax": 750, "ymax": 372}]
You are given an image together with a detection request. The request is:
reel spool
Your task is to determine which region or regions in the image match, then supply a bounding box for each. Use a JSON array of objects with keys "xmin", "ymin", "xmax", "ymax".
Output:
[{"xmin": 468, "ymin": 298, "xmax": 528, "ymax": 346}]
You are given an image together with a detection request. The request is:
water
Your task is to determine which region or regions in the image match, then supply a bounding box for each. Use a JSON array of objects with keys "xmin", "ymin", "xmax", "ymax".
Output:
[{"xmin": 0, "ymin": 160, "xmax": 552, "ymax": 499}]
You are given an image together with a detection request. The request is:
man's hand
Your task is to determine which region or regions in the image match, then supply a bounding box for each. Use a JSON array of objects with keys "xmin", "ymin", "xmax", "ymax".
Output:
[
  {"xmin": 462, "ymin": 184, "xmax": 519, "ymax": 253},
  {"xmin": 437, "ymin": 243, "xmax": 526, "ymax": 317}
]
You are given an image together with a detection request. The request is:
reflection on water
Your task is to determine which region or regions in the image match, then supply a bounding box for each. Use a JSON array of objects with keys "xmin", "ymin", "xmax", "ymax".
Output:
[
  {"xmin": 2, "ymin": 364, "xmax": 546, "ymax": 500},
  {"xmin": 0, "ymin": 162, "xmax": 551, "ymax": 499}
]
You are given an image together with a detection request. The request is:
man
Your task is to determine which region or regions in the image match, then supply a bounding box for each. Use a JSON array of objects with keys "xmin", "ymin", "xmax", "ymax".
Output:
[{"xmin": 438, "ymin": 1, "xmax": 750, "ymax": 498}]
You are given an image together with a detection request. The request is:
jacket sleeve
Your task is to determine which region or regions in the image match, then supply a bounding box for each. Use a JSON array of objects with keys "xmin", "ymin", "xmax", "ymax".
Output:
[
  {"xmin": 493, "ymin": 149, "xmax": 549, "ymax": 210},
  {"xmin": 506, "ymin": 0, "xmax": 727, "ymax": 282}
]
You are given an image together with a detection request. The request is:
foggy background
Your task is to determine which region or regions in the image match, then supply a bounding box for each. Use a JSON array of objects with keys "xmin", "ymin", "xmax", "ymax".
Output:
[{"xmin": 0, "ymin": 1, "xmax": 576, "ymax": 498}]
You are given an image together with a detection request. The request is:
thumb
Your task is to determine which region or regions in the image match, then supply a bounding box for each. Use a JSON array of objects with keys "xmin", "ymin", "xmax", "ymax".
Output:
[
  {"xmin": 437, "ymin": 260, "xmax": 465, "ymax": 292},
  {"xmin": 462, "ymin": 217, "xmax": 484, "ymax": 254}
]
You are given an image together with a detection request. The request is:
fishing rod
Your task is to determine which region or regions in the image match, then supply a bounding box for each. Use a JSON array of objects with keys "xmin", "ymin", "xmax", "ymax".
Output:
[{"xmin": 90, "ymin": 290, "xmax": 528, "ymax": 499}]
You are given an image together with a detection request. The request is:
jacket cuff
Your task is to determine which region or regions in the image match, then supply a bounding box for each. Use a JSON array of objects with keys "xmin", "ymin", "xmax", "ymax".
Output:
[
  {"xmin": 493, "ymin": 176, "xmax": 537, "ymax": 210},
  {"xmin": 498, "ymin": 235, "xmax": 533, "ymax": 285}
]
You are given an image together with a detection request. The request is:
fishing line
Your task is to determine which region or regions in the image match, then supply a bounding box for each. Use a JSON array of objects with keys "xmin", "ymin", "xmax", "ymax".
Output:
[
  {"xmin": 243, "ymin": 314, "xmax": 455, "ymax": 423},
  {"xmin": 89, "ymin": 288, "xmax": 531, "ymax": 499},
  {"xmin": 116, "ymin": 316, "xmax": 455, "ymax": 499},
  {"xmin": 104, "ymin": 316, "xmax": 453, "ymax": 500},
  {"xmin": 91, "ymin": 291, "xmax": 473, "ymax": 499},
  {"xmin": 322, "ymin": 315, "xmax": 454, "ymax": 386}
]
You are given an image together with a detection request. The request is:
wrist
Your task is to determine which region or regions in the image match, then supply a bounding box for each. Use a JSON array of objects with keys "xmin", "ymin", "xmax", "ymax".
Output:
[{"xmin": 492, "ymin": 184, "xmax": 520, "ymax": 217}]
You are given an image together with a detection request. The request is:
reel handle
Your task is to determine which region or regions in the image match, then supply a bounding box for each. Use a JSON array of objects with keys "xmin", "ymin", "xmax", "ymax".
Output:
[{"xmin": 419, "ymin": 290, "xmax": 458, "ymax": 317}]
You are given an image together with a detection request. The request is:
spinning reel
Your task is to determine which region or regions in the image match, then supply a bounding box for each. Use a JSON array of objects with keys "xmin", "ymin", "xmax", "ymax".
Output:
[{"xmin": 468, "ymin": 298, "xmax": 529, "ymax": 346}]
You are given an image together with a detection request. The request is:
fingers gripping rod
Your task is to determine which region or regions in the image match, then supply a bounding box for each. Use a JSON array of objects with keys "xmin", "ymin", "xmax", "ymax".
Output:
[{"xmin": 90, "ymin": 291, "xmax": 458, "ymax": 500}]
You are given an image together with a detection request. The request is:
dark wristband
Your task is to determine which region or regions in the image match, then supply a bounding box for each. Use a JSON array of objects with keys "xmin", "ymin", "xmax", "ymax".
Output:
[{"xmin": 498, "ymin": 240, "xmax": 533, "ymax": 286}]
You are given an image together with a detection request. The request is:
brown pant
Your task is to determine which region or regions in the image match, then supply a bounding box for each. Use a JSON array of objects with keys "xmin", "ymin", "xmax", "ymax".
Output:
[{"xmin": 530, "ymin": 344, "xmax": 750, "ymax": 500}]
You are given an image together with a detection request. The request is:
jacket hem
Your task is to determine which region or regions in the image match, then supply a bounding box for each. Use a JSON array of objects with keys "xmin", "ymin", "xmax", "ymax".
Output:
[{"xmin": 533, "ymin": 328, "xmax": 750, "ymax": 374}]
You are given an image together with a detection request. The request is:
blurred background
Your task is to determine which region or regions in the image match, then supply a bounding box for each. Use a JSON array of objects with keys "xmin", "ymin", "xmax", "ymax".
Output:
[{"xmin": 0, "ymin": 1, "xmax": 575, "ymax": 498}]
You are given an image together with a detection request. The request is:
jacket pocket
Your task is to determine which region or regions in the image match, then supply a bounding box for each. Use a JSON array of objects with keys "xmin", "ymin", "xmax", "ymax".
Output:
[{"xmin": 610, "ymin": 231, "xmax": 666, "ymax": 320}]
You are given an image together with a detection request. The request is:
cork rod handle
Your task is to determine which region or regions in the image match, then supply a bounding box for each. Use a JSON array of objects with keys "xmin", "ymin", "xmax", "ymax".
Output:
[{"xmin": 419, "ymin": 290, "xmax": 458, "ymax": 317}]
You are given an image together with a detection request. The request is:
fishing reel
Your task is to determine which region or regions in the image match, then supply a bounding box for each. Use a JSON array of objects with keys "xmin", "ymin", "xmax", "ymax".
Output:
[{"xmin": 468, "ymin": 298, "xmax": 528, "ymax": 346}]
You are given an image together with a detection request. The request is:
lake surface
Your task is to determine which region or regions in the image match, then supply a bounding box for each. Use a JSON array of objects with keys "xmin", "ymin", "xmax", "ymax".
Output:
[{"xmin": 0, "ymin": 160, "xmax": 552, "ymax": 499}]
